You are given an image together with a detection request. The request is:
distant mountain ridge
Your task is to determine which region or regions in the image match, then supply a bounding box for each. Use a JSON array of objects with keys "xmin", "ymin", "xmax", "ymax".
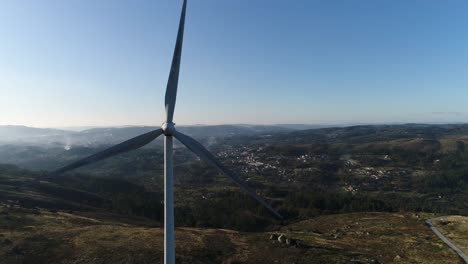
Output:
[
  {"xmin": 271, "ymin": 123, "xmax": 468, "ymax": 145},
  {"xmin": 3, "ymin": 123, "xmax": 468, "ymax": 147},
  {"xmin": 0, "ymin": 125, "xmax": 74, "ymax": 142},
  {"xmin": 0, "ymin": 124, "xmax": 295, "ymax": 147}
]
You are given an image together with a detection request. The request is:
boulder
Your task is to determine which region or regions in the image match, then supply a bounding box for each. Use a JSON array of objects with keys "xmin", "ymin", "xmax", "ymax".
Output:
[
  {"xmin": 286, "ymin": 238, "xmax": 297, "ymax": 246},
  {"xmin": 278, "ymin": 234, "xmax": 287, "ymax": 243},
  {"xmin": 269, "ymin": 234, "xmax": 279, "ymax": 240}
]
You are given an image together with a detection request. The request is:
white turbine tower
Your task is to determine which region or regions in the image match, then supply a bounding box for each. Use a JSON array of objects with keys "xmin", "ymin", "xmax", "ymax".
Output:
[{"xmin": 50, "ymin": 1, "xmax": 282, "ymax": 263}]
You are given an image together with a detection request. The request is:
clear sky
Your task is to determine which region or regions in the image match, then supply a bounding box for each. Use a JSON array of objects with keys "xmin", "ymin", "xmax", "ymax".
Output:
[{"xmin": 1, "ymin": 0, "xmax": 468, "ymax": 127}]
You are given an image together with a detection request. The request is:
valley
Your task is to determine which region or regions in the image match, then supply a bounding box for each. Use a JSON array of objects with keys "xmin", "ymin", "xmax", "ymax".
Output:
[{"xmin": 0, "ymin": 124, "xmax": 468, "ymax": 263}]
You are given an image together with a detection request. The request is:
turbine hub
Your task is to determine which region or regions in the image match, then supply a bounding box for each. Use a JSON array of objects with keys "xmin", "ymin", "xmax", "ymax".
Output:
[{"xmin": 161, "ymin": 122, "xmax": 176, "ymax": 136}]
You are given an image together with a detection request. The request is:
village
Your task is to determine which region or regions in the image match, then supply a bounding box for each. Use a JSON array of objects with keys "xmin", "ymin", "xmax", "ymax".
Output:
[{"xmin": 214, "ymin": 144, "xmax": 416, "ymax": 194}]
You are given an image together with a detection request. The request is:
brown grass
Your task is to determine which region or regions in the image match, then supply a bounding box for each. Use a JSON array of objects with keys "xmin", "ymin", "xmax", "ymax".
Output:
[
  {"xmin": 0, "ymin": 206, "xmax": 463, "ymax": 264},
  {"xmin": 432, "ymin": 215, "xmax": 468, "ymax": 254}
]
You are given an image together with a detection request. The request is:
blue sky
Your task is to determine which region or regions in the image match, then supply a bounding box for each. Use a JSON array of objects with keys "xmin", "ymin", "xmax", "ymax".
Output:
[{"xmin": 1, "ymin": 0, "xmax": 468, "ymax": 127}]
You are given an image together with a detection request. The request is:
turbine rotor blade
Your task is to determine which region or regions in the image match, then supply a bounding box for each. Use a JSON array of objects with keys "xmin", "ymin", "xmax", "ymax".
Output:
[
  {"xmin": 50, "ymin": 129, "xmax": 164, "ymax": 176},
  {"xmin": 174, "ymin": 131, "xmax": 282, "ymax": 219},
  {"xmin": 165, "ymin": 0, "xmax": 187, "ymax": 123}
]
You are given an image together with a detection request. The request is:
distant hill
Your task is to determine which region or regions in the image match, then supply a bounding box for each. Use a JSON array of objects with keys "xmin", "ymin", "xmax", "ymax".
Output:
[
  {"xmin": 0, "ymin": 125, "xmax": 74, "ymax": 143},
  {"xmin": 276, "ymin": 123, "xmax": 468, "ymax": 144},
  {"xmin": 4, "ymin": 123, "xmax": 468, "ymax": 171},
  {"xmin": 0, "ymin": 124, "xmax": 295, "ymax": 147}
]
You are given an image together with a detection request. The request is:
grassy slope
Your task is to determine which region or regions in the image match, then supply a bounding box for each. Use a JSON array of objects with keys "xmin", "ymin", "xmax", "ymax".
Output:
[
  {"xmin": 282, "ymin": 212, "xmax": 462, "ymax": 264},
  {"xmin": 0, "ymin": 206, "xmax": 463, "ymax": 264},
  {"xmin": 432, "ymin": 216, "xmax": 468, "ymax": 255}
]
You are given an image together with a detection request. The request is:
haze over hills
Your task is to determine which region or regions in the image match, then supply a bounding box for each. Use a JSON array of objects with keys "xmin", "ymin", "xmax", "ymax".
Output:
[
  {"xmin": 2, "ymin": 123, "xmax": 468, "ymax": 172},
  {"xmin": 0, "ymin": 124, "xmax": 296, "ymax": 147},
  {"xmin": 3, "ymin": 123, "xmax": 466, "ymax": 146},
  {"xmin": 0, "ymin": 125, "xmax": 72, "ymax": 142}
]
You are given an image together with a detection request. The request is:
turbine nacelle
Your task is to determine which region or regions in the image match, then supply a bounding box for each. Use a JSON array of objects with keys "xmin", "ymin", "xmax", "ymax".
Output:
[{"xmin": 161, "ymin": 122, "xmax": 176, "ymax": 136}]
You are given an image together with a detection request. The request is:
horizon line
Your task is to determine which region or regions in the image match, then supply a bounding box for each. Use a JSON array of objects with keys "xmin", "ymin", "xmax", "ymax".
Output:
[{"xmin": 2, "ymin": 121, "xmax": 468, "ymax": 131}]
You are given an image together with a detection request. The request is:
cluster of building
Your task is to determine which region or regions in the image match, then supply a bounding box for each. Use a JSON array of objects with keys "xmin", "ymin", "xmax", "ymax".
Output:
[{"xmin": 213, "ymin": 144, "xmax": 414, "ymax": 194}]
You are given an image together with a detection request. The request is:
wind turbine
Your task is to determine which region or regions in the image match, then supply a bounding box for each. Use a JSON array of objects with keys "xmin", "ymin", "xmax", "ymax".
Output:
[{"xmin": 50, "ymin": 1, "xmax": 282, "ymax": 263}]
